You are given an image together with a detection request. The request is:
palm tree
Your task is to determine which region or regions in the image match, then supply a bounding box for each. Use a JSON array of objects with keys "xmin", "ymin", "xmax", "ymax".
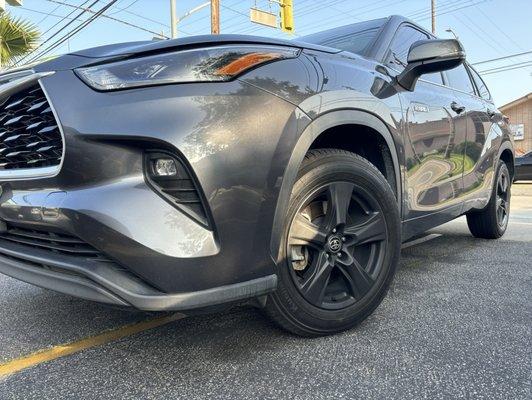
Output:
[{"xmin": 0, "ymin": 13, "xmax": 39, "ymax": 67}]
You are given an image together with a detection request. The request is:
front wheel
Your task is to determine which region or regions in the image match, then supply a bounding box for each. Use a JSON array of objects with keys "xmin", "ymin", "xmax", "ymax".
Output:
[
  {"xmin": 466, "ymin": 160, "xmax": 511, "ymax": 239},
  {"xmin": 265, "ymin": 149, "xmax": 401, "ymax": 336}
]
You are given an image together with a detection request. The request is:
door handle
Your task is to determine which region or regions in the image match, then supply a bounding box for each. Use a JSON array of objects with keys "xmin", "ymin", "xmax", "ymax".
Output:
[
  {"xmin": 487, "ymin": 109, "xmax": 497, "ymax": 119},
  {"xmin": 450, "ymin": 102, "xmax": 466, "ymax": 114}
]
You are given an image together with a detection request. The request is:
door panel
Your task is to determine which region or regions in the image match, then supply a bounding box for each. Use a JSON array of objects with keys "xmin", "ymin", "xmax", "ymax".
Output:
[
  {"xmin": 445, "ymin": 63, "xmax": 502, "ymax": 210},
  {"xmin": 400, "ymin": 81, "xmax": 466, "ymax": 220},
  {"xmin": 456, "ymin": 95, "xmax": 500, "ymax": 209}
]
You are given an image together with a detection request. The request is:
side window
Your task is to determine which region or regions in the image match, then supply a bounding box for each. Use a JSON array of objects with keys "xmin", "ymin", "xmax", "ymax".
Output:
[
  {"xmin": 445, "ymin": 64, "xmax": 476, "ymax": 95},
  {"xmin": 321, "ymin": 28, "xmax": 380, "ymax": 55},
  {"xmin": 468, "ymin": 65, "xmax": 491, "ymax": 101},
  {"xmin": 387, "ymin": 25, "xmax": 443, "ymax": 85}
]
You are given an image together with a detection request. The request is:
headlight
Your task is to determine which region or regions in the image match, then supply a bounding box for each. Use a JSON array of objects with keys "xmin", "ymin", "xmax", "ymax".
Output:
[{"xmin": 75, "ymin": 45, "xmax": 300, "ymax": 91}]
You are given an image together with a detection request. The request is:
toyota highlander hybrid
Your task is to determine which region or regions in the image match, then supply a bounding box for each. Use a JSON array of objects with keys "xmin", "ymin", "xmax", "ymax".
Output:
[{"xmin": 0, "ymin": 15, "xmax": 513, "ymax": 336}]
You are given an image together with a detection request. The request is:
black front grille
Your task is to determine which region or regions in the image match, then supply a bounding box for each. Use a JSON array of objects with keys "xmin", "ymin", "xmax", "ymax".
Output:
[
  {"xmin": 0, "ymin": 224, "xmax": 106, "ymax": 260},
  {"xmin": 0, "ymin": 84, "xmax": 63, "ymax": 170}
]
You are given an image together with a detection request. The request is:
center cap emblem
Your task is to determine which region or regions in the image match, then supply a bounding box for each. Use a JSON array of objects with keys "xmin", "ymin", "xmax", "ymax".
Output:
[{"xmin": 327, "ymin": 236, "xmax": 342, "ymax": 253}]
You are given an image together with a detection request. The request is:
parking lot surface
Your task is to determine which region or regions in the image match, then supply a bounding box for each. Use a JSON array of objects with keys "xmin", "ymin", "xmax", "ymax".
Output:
[{"xmin": 0, "ymin": 184, "xmax": 530, "ymax": 399}]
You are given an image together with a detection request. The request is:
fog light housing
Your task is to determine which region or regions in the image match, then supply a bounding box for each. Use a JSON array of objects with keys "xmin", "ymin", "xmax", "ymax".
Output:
[
  {"xmin": 153, "ymin": 158, "xmax": 177, "ymax": 177},
  {"xmin": 144, "ymin": 150, "xmax": 211, "ymax": 229}
]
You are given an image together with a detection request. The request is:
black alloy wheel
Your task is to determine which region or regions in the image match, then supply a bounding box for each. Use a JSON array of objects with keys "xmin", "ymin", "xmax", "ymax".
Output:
[
  {"xmin": 287, "ymin": 181, "xmax": 388, "ymax": 310},
  {"xmin": 265, "ymin": 149, "xmax": 401, "ymax": 336},
  {"xmin": 467, "ymin": 160, "xmax": 511, "ymax": 239},
  {"xmin": 495, "ymin": 170, "xmax": 510, "ymax": 228}
]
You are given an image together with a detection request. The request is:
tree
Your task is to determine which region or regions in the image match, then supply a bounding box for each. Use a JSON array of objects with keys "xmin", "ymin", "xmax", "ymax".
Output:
[{"xmin": 0, "ymin": 13, "xmax": 39, "ymax": 67}]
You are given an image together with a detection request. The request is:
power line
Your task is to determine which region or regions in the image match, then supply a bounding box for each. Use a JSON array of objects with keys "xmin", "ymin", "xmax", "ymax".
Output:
[
  {"xmin": 480, "ymin": 62, "xmax": 532, "ymax": 76},
  {"xmin": 107, "ymin": 0, "xmax": 191, "ymax": 35},
  {"xmin": 38, "ymin": 0, "xmax": 94, "ymax": 38},
  {"xmin": 14, "ymin": 0, "xmax": 97, "ymax": 67},
  {"xmin": 474, "ymin": 4, "xmax": 523, "ymax": 52},
  {"xmin": 109, "ymin": 0, "xmax": 140, "ymax": 15},
  {"xmin": 19, "ymin": 6, "xmax": 85, "ymax": 23},
  {"xmin": 479, "ymin": 60, "xmax": 532, "ymax": 74},
  {"xmin": 43, "ymin": 0, "xmax": 170, "ymax": 38},
  {"xmin": 472, "ymin": 50, "xmax": 532, "ymax": 66},
  {"xmin": 452, "ymin": 13, "xmax": 506, "ymax": 57},
  {"xmin": 407, "ymin": 0, "xmax": 463, "ymax": 19},
  {"xmin": 33, "ymin": 2, "xmax": 62, "ymax": 26},
  {"xmin": 110, "ymin": 5, "xmax": 170, "ymax": 29},
  {"xmin": 24, "ymin": 0, "xmax": 119, "ymax": 65}
]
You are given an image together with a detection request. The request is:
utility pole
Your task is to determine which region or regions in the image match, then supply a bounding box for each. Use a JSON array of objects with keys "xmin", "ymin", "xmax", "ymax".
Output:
[
  {"xmin": 431, "ymin": 0, "xmax": 436, "ymax": 34},
  {"xmin": 211, "ymin": 0, "xmax": 220, "ymax": 34},
  {"xmin": 170, "ymin": 0, "xmax": 177, "ymax": 38}
]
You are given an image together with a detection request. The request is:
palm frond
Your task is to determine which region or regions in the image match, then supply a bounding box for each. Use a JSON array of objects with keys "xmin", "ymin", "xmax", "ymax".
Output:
[{"xmin": 0, "ymin": 13, "xmax": 40, "ymax": 65}]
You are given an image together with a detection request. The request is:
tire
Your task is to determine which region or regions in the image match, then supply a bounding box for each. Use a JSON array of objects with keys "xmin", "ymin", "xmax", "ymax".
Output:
[
  {"xmin": 265, "ymin": 149, "xmax": 401, "ymax": 336},
  {"xmin": 466, "ymin": 160, "xmax": 511, "ymax": 239}
]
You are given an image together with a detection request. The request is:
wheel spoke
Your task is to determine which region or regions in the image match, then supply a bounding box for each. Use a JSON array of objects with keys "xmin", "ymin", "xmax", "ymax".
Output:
[
  {"xmin": 344, "ymin": 211, "xmax": 386, "ymax": 245},
  {"xmin": 497, "ymin": 206, "xmax": 504, "ymax": 222},
  {"xmin": 337, "ymin": 257, "xmax": 374, "ymax": 299},
  {"xmin": 501, "ymin": 174, "xmax": 508, "ymax": 193},
  {"xmin": 300, "ymin": 252, "xmax": 333, "ymax": 305},
  {"xmin": 289, "ymin": 214, "xmax": 327, "ymax": 247},
  {"xmin": 324, "ymin": 182, "xmax": 355, "ymax": 228}
]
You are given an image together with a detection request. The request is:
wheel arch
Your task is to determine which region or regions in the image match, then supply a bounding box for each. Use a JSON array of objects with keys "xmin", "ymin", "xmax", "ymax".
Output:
[
  {"xmin": 498, "ymin": 142, "xmax": 515, "ymax": 180},
  {"xmin": 270, "ymin": 109, "xmax": 402, "ymax": 263}
]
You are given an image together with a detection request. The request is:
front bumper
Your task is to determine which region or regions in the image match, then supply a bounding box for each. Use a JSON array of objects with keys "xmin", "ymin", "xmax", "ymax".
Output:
[
  {"xmin": 0, "ymin": 237, "xmax": 276, "ymax": 310},
  {"xmin": 0, "ymin": 69, "xmax": 306, "ymax": 308}
]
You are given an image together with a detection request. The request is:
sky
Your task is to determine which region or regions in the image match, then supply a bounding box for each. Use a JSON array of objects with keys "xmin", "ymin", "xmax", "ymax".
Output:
[{"xmin": 8, "ymin": 0, "xmax": 532, "ymax": 107}]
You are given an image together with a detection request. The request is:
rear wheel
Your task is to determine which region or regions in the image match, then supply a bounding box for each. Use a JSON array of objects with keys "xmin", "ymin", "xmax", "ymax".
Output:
[
  {"xmin": 265, "ymin": 149, "xmax": 401, "ymax": 336},
  {"xmin": 466, "ymin": 160, "xmax": 511, "ymax": 239}
]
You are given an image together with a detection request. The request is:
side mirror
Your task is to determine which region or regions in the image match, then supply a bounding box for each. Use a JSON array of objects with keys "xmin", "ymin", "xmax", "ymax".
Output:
[{"xmin": 396, "ymin": 39, "xmax": 465, "ymax": 91}]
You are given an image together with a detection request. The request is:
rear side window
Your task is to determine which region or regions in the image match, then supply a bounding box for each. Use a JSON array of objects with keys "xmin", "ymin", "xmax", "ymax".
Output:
[
  {"xmin": 445, "ymin": 64, "xmax": 476, "ymax": 95},
  {"xmin": 468, "ymin": 65, "xmax": 491, "ymax": 100},
  {"xmin": 387, "ymin": 25, "xmax": 443, "ymax": 85}
]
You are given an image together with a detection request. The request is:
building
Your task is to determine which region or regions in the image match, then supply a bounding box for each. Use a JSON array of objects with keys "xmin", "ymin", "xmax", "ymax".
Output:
[{"xmin": 500, "ymin": 92, "xmax": 532, "ymax": 156}]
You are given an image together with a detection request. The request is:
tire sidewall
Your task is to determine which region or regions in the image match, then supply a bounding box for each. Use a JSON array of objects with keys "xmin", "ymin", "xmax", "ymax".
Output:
[{"xmin": 271, "ymin": 152, "xmax": 401, "ymax": 334}]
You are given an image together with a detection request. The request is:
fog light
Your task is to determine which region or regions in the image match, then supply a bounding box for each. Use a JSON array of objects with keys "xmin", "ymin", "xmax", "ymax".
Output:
[{"xmin": 153, "ymin": 158, "xmax": 177, "ymax": 177}]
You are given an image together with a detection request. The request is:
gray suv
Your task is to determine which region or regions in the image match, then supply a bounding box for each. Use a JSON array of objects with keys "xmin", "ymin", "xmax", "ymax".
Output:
[{"xmin": 0, "ymin": 15, "xmax": 514, "ymax": 336}]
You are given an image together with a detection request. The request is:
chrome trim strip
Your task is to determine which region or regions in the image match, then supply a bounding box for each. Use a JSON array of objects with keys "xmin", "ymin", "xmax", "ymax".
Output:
[
  {"xmin": 0, "ymin": 71, "xmax": 65, "ymax": 181},
  {"xmin": 38, "ymin": 76, "xmax": 66, "ymax": 181},
  {"xmin": 0, "ymin": 69, "xmax": 34, "ymax": 85},
  {"xmin": 0, "ymin": 165, "xmax": 60, "ymax": 180}
]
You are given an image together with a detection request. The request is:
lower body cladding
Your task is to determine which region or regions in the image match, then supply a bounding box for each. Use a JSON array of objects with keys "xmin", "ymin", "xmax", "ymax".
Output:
[{"xmin": 0, "ymin": 70, "xmax": 304, "ymax": 311}]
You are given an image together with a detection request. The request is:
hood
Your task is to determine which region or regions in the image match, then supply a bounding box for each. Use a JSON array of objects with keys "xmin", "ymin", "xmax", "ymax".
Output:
[
  {"xmin": 19, "ymin": 34, "xmax": 339, "ymax": 73},
  {"xmin": 69, "ymin": 34, "xmax": 340, "ymax": 58}
]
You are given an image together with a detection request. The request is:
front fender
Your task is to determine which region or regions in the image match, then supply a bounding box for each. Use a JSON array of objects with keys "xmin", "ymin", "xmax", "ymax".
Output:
[{"xmin": 269, "ymin": 109, "xmax": 403, "ymax": 263}]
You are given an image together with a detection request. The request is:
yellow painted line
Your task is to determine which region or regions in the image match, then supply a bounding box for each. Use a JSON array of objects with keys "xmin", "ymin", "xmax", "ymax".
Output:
[{"xmin": 0, "ymin": 313, "xmax": 185, "ymax": 379}]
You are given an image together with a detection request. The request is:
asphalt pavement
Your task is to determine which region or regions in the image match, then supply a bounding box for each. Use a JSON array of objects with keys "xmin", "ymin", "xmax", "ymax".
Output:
[{"xmin": 0, "ymin": 184, "xmax": 530, "ymax": 400}]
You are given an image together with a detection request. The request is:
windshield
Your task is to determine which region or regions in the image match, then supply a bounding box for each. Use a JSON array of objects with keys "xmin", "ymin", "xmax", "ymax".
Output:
[{"xmin": 299, "ymin": 18, "xmax": 387, "ymax": 56}]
